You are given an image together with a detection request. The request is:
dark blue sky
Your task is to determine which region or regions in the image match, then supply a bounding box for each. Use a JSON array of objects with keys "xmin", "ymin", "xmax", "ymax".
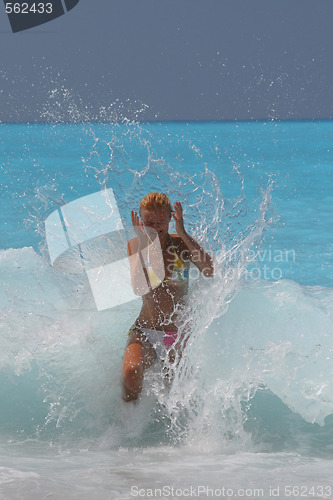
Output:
[{"xmin": 1, "ymin": 0, "xmax": 333, "ymax": 121}]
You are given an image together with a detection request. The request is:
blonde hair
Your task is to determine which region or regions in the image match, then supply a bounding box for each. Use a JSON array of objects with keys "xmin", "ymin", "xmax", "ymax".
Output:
[{"xmin": 139, "ymin": 192, "xmax": 173, "ymax": 214}]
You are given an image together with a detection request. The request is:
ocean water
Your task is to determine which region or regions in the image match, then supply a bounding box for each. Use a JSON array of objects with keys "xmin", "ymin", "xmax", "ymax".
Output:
[{"xmin": 1, "ymin": 119, "xmax": 333, "ymax": 499}]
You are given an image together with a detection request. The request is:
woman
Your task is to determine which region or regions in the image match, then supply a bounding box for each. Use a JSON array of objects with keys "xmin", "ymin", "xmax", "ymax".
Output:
[{"xmin": 122, "ymin": 192, "xmax": 213, "ymax": 401}]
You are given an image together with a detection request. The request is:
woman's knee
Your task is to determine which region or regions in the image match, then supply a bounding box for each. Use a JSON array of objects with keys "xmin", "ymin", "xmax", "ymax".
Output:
[
  {"xmin": 122, "ymin": 343, "xmax": 144, "ymax": 375},
  {"xmin": 122, "ymin": 343, "xmax": 145, "ymax": 401}
]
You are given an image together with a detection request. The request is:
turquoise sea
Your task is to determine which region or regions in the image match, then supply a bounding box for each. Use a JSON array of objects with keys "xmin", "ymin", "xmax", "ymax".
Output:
[{"xmin": 1, "ymin": 120, "xmax": 333, "ymax": 499}]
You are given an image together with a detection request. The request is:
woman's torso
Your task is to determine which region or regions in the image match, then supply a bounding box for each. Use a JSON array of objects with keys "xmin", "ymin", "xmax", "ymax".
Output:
[{"xmin": 137, "ymin": 235, "xmax": 189, "ymax": 330}]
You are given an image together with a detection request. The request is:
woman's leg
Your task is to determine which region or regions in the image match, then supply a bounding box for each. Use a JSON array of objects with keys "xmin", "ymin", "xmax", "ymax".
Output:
[{"xmin": 122, "ymin": 330, "xmax": 156, "ymax": 402}]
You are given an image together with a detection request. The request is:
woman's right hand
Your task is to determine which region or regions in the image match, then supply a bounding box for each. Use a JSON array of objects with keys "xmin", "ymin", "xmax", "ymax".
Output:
[{"xmin": 131, "ymin": 210, "xmax": 149, "ymax": 248}]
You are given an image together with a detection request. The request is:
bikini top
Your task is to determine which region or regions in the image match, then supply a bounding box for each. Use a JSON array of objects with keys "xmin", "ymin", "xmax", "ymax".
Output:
[{"xmin": 147, "ymin": 247, "xmax": 189, "ymax": 289}]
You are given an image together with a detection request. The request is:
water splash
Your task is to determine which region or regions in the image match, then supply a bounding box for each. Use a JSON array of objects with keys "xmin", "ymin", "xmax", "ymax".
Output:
[
  {"xmin": 6, "ymin": 107, "xmax": 333, "ymax": 456},
  {"xmin": 2, "ymin": 116, "xmax": 278, "ymax": 449}
]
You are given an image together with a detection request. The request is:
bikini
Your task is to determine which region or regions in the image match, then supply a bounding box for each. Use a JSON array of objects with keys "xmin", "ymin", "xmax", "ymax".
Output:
[
  {"xmin": 129, "ymin": 325, "xmax": 179, "ymax": 360},
  {"xmin": 147, "ymin": 247, "xmax": 190, "ymax": 288},
  {"xmin": 129, "ymin": 246, "xmax": 190, "ymax": 360}
]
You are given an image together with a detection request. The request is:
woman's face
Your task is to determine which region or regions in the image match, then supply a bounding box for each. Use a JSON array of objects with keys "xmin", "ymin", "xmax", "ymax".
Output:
[{"xmin": 140, "ymin": 207, "xmax": 171, "ymax": 239}]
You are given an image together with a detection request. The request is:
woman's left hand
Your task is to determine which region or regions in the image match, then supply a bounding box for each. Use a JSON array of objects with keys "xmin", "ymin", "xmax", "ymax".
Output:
[
  {"xmin": 172, "ymin": 201, "xmax": 186, "ymax": 237},
  {"xmin": 173, "ymin": 200, "xmax": 214, "ymax": 276}
]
